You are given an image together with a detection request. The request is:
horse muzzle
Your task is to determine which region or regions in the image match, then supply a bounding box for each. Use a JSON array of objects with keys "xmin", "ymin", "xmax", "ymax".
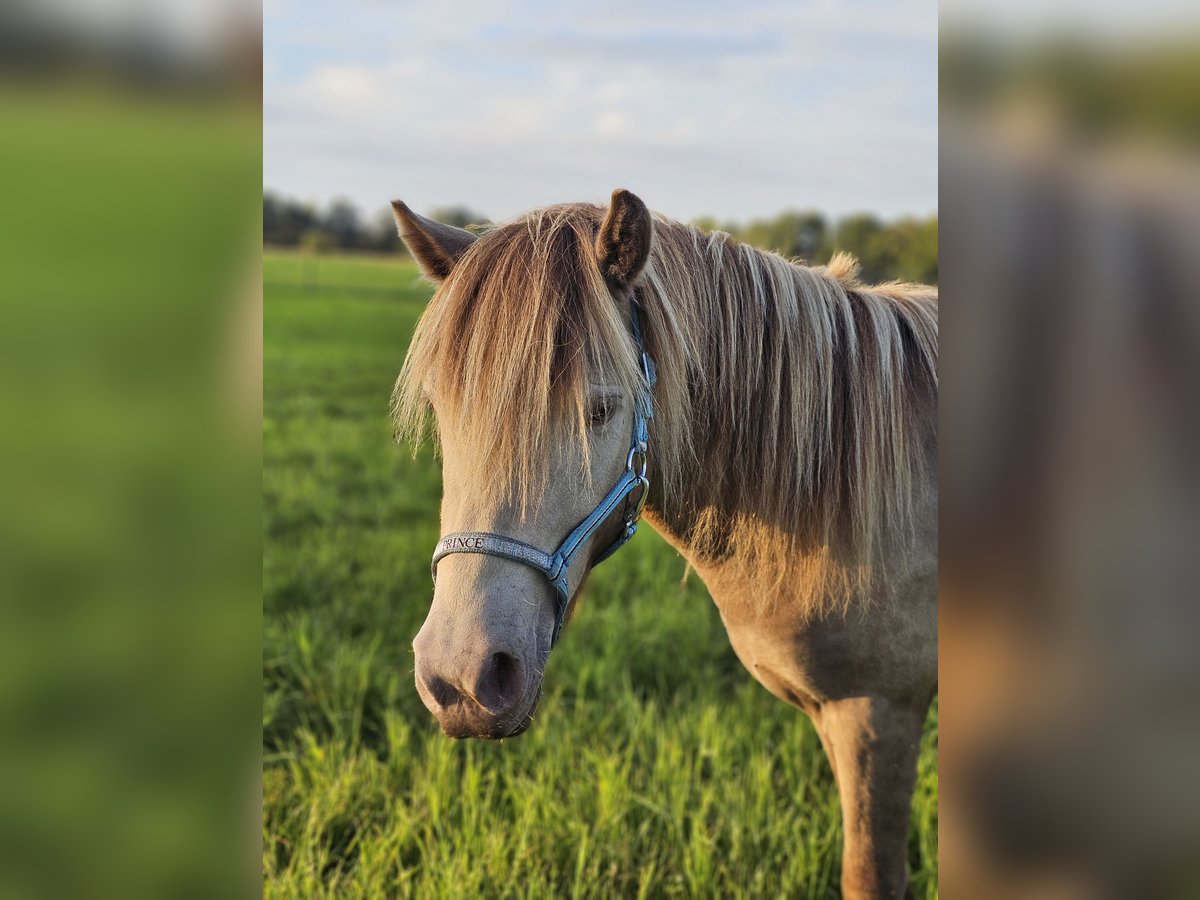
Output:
[{"xmin": 413, "ymin": 641, "xmax": 543, "ymax": 739}]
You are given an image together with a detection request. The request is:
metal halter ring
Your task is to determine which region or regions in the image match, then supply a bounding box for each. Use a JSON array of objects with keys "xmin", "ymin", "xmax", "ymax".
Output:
[{"xmin": 626, "ymin": 440, "xmax": 648, "ymax": 477}]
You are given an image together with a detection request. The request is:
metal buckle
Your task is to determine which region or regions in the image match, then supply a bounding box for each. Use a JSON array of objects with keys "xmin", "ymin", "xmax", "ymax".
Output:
[{"xmin": 625, "ymin": 440, "xmax": 648, "ymax": 478}]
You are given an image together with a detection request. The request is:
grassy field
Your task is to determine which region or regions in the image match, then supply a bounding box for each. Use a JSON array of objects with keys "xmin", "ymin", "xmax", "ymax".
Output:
[{"xmin": 263, "ymin": 250, "xmax": 938, "ymax": 898}]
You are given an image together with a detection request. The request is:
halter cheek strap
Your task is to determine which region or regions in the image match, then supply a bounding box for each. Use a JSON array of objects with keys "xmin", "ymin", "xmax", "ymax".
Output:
[{"xmin": 431, "ymin": 302, "xmax": 656, "ymax": 647}]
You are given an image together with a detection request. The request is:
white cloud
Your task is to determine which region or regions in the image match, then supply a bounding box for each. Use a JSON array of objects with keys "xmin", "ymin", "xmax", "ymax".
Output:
[{"xmin": 308, "ymin": 64, "xmax": 380, "ymax": 103}]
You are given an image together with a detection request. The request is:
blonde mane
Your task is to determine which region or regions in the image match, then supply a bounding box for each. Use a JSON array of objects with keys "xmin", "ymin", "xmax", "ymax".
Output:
[{"xmin": 395, "ymin": 202, "xmax": 938, "ymax": 612}]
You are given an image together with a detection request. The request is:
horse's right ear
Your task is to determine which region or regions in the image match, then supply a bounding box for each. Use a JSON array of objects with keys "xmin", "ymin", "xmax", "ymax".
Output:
[
  {"xmin": 596, "ymin": 188, "xmax": 652, "ymax": 290},
  {"xmin": 391, "ymin": 200, "xmax": 477, "ymax": 281}
]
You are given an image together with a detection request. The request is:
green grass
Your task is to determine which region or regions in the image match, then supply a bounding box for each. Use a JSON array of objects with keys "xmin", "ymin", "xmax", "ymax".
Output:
[{"xmin": 263, "ymin": 251, "xmax": 938, "ymax": 898}]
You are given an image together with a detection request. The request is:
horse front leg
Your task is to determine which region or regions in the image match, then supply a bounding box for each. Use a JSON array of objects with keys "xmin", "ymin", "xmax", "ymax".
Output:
[{"xmin": 815, "ymin": 695, "xmax": 928, "ymax": 900}]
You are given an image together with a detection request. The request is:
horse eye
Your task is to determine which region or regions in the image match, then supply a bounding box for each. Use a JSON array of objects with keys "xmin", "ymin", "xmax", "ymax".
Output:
[{"xmin": 589, "ymin": 399, "xmax": 612, "ymax": 426}]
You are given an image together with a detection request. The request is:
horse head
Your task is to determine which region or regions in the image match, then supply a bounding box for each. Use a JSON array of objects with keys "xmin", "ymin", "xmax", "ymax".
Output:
[{"xmin": 393, "ymin": 190, "xmax": 654, "ymax": 738}]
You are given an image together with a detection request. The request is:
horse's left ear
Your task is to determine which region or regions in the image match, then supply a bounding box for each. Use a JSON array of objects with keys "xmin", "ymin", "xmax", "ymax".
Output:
[{"xmin": 596, "ymin": 188, "xmax": 652, "ymax": 290}]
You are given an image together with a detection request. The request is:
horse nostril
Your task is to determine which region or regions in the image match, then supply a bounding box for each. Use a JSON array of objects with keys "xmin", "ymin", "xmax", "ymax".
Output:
[
  {"xmin": 473, "ymin": 651, "xmax": 523, "ymax": 712},
  {"xmin": 425, "ymin": 674, "xmax": 460, "ymax": 709}
]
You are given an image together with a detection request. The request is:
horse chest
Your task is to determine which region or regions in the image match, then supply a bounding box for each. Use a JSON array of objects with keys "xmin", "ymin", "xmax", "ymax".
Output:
[
  {"xmin": 711, "ymin": 582, "xmax": 937, "ymax": 711},
  {"xmin": 718, "ymin": 611, "xmax": 856, "ymax": 712}
]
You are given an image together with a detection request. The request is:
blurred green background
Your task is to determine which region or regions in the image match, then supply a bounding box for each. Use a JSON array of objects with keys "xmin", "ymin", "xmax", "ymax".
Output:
[{"xmin": 0, "ymin": 84, "xmax": 261, "ymax": 899}]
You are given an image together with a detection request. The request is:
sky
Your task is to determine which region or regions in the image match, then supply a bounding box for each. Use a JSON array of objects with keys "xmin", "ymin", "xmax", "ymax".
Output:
[{"xmin": 263, "ymin": 0, "xmax": 938, "ymax": 224}]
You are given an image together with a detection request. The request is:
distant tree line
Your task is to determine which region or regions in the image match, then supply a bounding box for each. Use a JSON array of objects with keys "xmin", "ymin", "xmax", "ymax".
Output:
[
  {"xmin": 264, "ymin": 192, "xmax": 936, "ymax": 284},
  {"xmin": 263, "ymin": 192, "xmax": 491, "ymax": 256},
  {"xmin": 693, "ymin": 209, "xmax": 937, "ymax": 285}
]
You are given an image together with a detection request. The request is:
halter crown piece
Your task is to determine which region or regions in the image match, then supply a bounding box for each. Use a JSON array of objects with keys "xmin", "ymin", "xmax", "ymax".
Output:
[{"xmin": 431, "ymin": 301, "xmax": 657, "ymax": 647}]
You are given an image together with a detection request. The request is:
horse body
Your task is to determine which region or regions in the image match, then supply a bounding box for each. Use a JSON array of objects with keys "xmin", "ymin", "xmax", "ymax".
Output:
[{"xmin": 392, "ymin": 190, "xmax": 937, "ymax": 898}]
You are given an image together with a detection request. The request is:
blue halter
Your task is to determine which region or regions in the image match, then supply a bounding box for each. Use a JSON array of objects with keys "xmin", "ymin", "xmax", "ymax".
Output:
[{"xmin": 431, "ymin": 303, "xmax": 656, "ymax": 647}]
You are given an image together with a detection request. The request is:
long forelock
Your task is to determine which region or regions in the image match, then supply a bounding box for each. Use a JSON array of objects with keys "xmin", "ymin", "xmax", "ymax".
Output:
[{"xmin": 393, "ymin": 204, "xmax": 649, "ymax": 515}]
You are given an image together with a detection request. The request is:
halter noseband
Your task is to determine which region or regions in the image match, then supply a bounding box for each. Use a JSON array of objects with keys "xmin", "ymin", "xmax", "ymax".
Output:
[{"xmin": 431, "ymin": 302, "xmax": 656, "ymax": 647}]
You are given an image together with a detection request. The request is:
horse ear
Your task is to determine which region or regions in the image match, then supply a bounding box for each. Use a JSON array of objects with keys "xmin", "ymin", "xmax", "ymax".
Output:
[
  {"xmin": 596, "ymin": 188, "xmax": 652, "ymax": 290},
  {"xmin": 391, "ymin": 200, "xmax": 477, "ymax": 281}
]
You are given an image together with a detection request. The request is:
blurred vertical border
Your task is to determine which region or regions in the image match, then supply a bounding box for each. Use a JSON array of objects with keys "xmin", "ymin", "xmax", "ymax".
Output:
[
  {"xmin": 0, "ymin": 1, "xmax": 261, "ymax": 897},
  {"xmin": 940, "ymin": 7, "xmax": 1200, "ymax": 898}
]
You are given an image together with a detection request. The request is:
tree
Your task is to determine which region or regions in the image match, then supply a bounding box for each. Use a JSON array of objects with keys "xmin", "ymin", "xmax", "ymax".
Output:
[
  {"xmin": 832, "ymin": 214, "xmax": 888, "ymax": 282},
  {"xmin": 263, "ymin": 191, "xmax": 281, "ymax": 241},
  {"xmin": 832, "ymin": 214, "xmax": 938, "ymax": 285},
  {"xmin": 884, "ymin": 217, "xmax": 938, "ymax": 284},
  {"xmin": 742, "ymin": 210, "xmax": 829, "ymax": 262},
  {"xmin": 263, "ymin": 192, "xmax": 316, "ymax": 246},
  {"xmin": 322, "ymin": 198, "xmax": 362, "ymax": 249},
  {"xmin": 367, "ymin": 207, "xmax": 403, "ymax": 254}
]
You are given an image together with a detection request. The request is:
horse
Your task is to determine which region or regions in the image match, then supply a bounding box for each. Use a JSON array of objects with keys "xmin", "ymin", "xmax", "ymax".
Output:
[{"xmin": 391, "ymin": 189, "xmax": 938, "ymax": 899}]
